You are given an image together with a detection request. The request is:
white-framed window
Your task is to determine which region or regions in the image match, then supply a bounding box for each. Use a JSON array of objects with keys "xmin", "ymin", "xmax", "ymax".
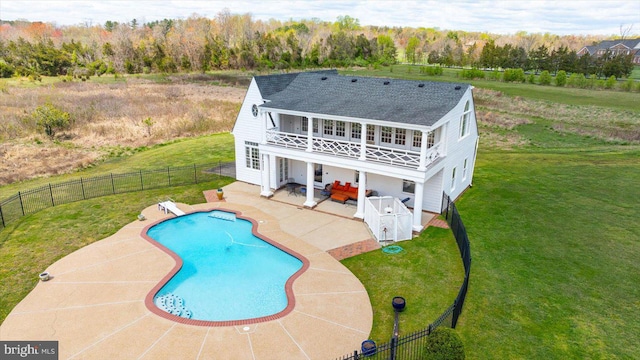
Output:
[
  {"xmin": 301, "ymin": 117, "xmax": 309, "ymax": 132},
  {"xmin": 323, "ymin": 119, "xmax": 334, "ymax": 136},
  {"xmin": 412, "ymin": 131, "xmax": 422, "ymax": 148},
  {"xmin": 451, "ymin": 167, "xmax": 457, "ymax": 191},
  {"xmin": 313, "ymin": 118, "xmax": 319, "ymax": 133},
  {"xmin": 395, "ymin": 128, "xmax": 406, "ymax": 145},
  {"xmin": 402, "ymin": 179, "xmax": 415, "ymax": 194},
  {"xmin": 354, "ymin": 170, "xmax": 360, "ymax": 185},
  {"xmin": 459, "ymin": 100, "xmax": 471, "ymax": 139},
  {"xmin": 245, "ymin": 141, "xmax": 260, "ymax": 170},
  {"xmin": 336, "ymin": 121, "xmax": 346, "ymax": 137},
  {"xmin": 462, "ymin": 158, "xmax": 468, "ymax": 180},
  {"xmin": 351, "ymin": 123, "xmax": 362, "ymax": 139},
  {"xmin": 427, "ymin": 131, "xmax": 435, "ymax": 148},
  {"xmin": 381, "ymin": 126, "xmax": 392, "ymax": 144},
  {"xmin": 366, "ymin": 125, "xmax": 375, "ymax": 143}
]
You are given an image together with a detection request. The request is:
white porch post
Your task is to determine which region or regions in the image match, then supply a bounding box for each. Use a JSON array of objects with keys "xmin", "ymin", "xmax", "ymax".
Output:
[
  {"xmin": 418, "ymin": 130, "xmax": 429, "ymax": 170},
  {"xmin": 261, "ymin": 111, "xmax": 268, "ymax": 144},
  {"xmin": 306, "ymin": 117, "xmax": 313, "ymax": 152},
  {"xmin": 260, "ymin": 153, "xmax": 273, "ymax": 197},
  {"xmin": 354, "ymin": 170, "xmax": 367, "ymax": 219},
  {"xmin": 304, "ymin": 161, "xmax": 317, "ymax": 208},
  {"xmin": 412, "ymin": 180, "xmax": 425, "ymax": 231},
  {"xmin": 359, "ymin": 122, "xmax": 367, "ymax": 161}
]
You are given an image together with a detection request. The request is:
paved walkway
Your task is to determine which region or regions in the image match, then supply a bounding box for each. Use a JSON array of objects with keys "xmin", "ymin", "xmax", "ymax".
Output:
[{"xmin": 0, "ymin": 182, "xmax": 375, "ymax": 359}]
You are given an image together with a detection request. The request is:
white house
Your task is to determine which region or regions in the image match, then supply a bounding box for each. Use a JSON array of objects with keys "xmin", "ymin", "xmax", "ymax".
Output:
[{"xmin": 231, "ymin": 70, "xmax": 478, "ymax": 232}]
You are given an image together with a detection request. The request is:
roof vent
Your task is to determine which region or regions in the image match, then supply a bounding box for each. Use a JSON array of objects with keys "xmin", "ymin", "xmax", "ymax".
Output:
[
  {"xmin": 418, "ymin": 83, "xmax": 425, "ymax": 88},
  {"xmin": 383, "ymin": 81, "xmax": 390, "ymax": 85},
  {"xmin": 321, "ymin": 76, "xmax": 328, "ymax": 80},
  {"xmin": 455, "ymin": 85, "xmax": 462, "ymax": 90},
  {"xmin": 351, "ymin": 78, "xmax": 358, "ymax": 82}
]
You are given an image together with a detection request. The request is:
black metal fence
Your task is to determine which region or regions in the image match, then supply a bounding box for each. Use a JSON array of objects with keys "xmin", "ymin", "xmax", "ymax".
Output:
[
  {"xmin": 0, "ymin": 162, "xmax": 235, "ymax": 230},
  {"xmin": 336, "ymin": 193, "xmax": 471, "ymax": 360}
]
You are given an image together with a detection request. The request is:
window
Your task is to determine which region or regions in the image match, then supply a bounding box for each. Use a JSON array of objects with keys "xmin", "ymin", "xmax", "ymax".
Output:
[
  {"xmin": 412, "ymin": 131, "xmax": 422, "ymax": 148},
  {"xmin": 451, "ymin": 167, "xmax": 457, "ymax": 190},
  {"xmin": 459, "ymin": 100, "xmax": 471, "ymax": 139},
  {"xmin": 245, "ymin": 141, "xmax": 260, "ymax": 170},
  {"xmin": 395, "ymin": 128, "xmax": 406, "ymax": 145},
  {"xmin": 354, "ymin": 170, "xmax": 360, "ymax": 184},
  {"xmin": 351, "ymin": 123, "xmax": 362, "ymax": 139},
  {"xmin": 381, "ymin": 126, "xmax": 392, "ymax": 143},
  {"xmin": 427, "ymin": 131, "xmax": 435, "ymax": 148},
  {"xmin": 313, "ymin": 118, "xmax": 319, "ymax": 133},
  {"xmin": 462, "ymin": 158, "xmax": 468, "ymax": 180},
  {"xmin": 301, "ymin": 117, "xmax": 309, "ymax": 132},
  {"xmin": 336, "ymin": 121, "xmax": 346, "ymax": 137},
  {"xmin": 366, "ymin": 125, "xmax": 375, "ymax": 143},
  {"xmin": 323, "ymin": 119, "xmax": 334, "ymax": 136},
  {"xmin": 402, "ymin": 179, "xmax": 415, "ymax": 194}
]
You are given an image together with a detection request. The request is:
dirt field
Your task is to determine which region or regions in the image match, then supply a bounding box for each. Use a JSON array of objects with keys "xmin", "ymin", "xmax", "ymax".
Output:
[{"xmin": 0, "ymin": 78, "xmax": 246, "ymax": 185}]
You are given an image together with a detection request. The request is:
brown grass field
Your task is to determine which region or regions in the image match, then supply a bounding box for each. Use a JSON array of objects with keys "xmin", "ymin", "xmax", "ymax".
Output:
[{"xmin": 0, "ymin": 76, "xmax": 245, "ymax": 185}]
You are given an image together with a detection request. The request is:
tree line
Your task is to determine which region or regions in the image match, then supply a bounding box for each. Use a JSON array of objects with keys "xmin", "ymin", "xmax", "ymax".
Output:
[{"xmin": 0, "ymin": 12, "xmax": 636, "ymax": 80}]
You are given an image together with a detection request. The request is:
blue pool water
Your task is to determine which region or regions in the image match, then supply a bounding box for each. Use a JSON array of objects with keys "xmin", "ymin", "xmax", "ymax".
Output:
[{"xmin": 146, "ymin": 211, "xmax": 303, "ymax": 322}]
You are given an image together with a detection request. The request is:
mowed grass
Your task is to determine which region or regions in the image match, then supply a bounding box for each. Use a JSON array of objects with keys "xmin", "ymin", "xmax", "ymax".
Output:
[
  {"xmin": 455, "ymin": 149, "xmax": 640, "ymax": 359},
  {"xmin": 342, "ymin": 227, "xmax": 464, "ymax": 343}
]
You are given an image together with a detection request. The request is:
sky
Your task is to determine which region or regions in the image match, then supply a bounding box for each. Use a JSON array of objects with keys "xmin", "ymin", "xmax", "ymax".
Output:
[{"xmin": 1, "ymin": 0, "xmax": 638, "ymax": 36}]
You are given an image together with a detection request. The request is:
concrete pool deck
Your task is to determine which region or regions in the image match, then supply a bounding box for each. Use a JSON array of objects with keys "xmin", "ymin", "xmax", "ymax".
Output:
[{"xmin": 0, "ymin": 182, "xmax": 388, "ymax": 359}]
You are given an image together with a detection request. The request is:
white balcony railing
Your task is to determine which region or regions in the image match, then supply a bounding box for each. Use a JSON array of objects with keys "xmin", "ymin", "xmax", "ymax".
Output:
[{"xmin": 265, "ymin": 130, "xmax": 443, "ymax": 169}]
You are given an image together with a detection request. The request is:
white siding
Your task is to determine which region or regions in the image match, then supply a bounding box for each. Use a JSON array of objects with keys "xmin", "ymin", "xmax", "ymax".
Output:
[
  {"xmin": 232, "ymin": 79, "xmax": 264, "ymax": 185},
  {"xmin": 438, "ymin": 88, "xmax": 478, "ymax": 202}
]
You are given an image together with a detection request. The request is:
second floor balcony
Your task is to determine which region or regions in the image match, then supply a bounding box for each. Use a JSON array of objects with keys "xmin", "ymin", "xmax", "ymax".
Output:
[{"xmin": 265, "ymin": 130, "xmax": 444, "ymax": 170}]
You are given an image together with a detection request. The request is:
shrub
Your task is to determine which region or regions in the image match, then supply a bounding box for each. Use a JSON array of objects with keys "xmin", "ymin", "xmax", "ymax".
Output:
[
  {"xmin": 527, "ymin": 73, "xmax": 536, "ymax": 84},
  {"xmin": 460, "ymin": 68, "xmax": 484, "ymax": 79},
  {"xmin": 488, "ymin": 70, "xmax": 501, "ymax": 81},
  {"xmin": 502, "ymin": 68, "xmax": 525, "ymax": 82},
  {"xmin": 421, "ymin": 66, "xmax": 443, "ymax": 76},
  {"xmin": 567, "ymin": 73, "xmax": 588, "ymax": 88},
  {"xmin": 605, "ymin": 75, "xmax": 617, "ymax": 89},
  {"xmin": 423, "ymin": 328, "xmax": 465, "ymax": 360},
  {"xmin": 539, "ymin": 70, "xmax": 552, "ymax": 85},
  {"xmin": 619, "ymin": 78, "xmax": 634, "ymax": 92},
  {"xmin": 30, "ymin": 103, "xmax": 72, "ymax": 138},
  {"xmin": 555, "ymin": 70, "xmax": 567, "ymax": 87}
]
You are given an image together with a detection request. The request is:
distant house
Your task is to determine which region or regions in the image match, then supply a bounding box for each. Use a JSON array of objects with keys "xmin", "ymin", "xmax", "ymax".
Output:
[
  {"xmin": 577, "ymin": 38, "xmax": 640, "ymax": 64},
  {"xmin": 231, "ymin": 70, "xmax": 478, "ymax": 232}
]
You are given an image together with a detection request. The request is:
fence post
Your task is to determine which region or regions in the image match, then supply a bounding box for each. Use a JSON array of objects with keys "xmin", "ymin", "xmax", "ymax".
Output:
[
  {"xmin": 111, "ymin": 173, "xmax": 115, "ymax": 194},
  {"xmin": 389, "ymin": 336, "xmax": 397, "ymax": 360},
  {"xmin": 18, "ymin": 191, "xmax": 24, "ymax": 216},
  {"xmin": 139, "ymin": 170, "xmax": 144, "ymax": 190},
  {"xmin": 194, "ymin": 164, "xmax": 198, "ymax": 184},
  {"xmin": 49, "ymin": 183, "xmax": 55, "ymax": 206},
  {"xmin": 0, "ymin": 204, "xmax": 5, "ymax": 228},
  {"xmin": 80, "ymin": 177, "xmax": 86, "ymax": 199}
]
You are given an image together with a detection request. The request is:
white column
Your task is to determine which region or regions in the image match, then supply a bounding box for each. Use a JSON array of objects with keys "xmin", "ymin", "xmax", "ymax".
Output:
[
  {"xmin": 303, "ymin": 161, "xmax": 317, "ymax": 208},
  {"xmin": 418, "ymin": 131, "xmax": 428, "ymax": 170},
  {"xmin": 359, "ymin": 122, "xmax": 367, "ymax": 160},
  {"xmin": 261, "ymin": 111, "xmax": 268, "ymax": 144},
  {"xmin": 260, "ymin": 153, "xmax": 273, "ymax": 197},
  {"xmin": 412, "ymin": 180, "xmax": 425, "ymax": 231},
  {"xmin": 306, "ymin": 117, "xmax": 313, "ymax": 152},
  {"xmin": 354, "ymin": 170, "xmax": 367, "ymax": 219}
]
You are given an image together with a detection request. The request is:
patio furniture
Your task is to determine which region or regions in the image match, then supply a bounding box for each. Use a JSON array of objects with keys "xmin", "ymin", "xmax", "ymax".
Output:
[{"xmin": 331, "ymin": 193, "xmax": 349, "ymax": 203}]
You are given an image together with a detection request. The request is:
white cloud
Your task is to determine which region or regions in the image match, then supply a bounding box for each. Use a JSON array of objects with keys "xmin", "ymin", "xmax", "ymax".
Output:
[{"xmin": 0, "ymin": 0, "xmax": 638, "ymax": 36}]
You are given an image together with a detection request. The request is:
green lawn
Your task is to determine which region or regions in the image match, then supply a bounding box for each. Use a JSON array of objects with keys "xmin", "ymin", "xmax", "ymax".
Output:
[{"xmin": 341, "ymin": 122, "xmax": 640, "ymax": 358}]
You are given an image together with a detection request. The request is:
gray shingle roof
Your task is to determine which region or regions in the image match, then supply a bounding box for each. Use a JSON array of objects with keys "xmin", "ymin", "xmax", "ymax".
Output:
[
  {"xmin": 254, "ymin": 70, "xmax": 338, "ymax": 97},
  {"xmin": 256, "ymin": 72, "xmax": 470, "ymax": 127}
]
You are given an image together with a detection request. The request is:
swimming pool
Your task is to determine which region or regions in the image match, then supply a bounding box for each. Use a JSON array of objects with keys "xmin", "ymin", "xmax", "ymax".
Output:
[{"xmin": 142, "ymin": 209, "xmax": 309, "ymax": 326}]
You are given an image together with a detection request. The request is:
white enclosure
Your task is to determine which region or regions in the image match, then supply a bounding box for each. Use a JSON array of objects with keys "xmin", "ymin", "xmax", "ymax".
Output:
[{"xmin": 364, "ymin": 196, "xmax": 413, "ymax": 242}]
